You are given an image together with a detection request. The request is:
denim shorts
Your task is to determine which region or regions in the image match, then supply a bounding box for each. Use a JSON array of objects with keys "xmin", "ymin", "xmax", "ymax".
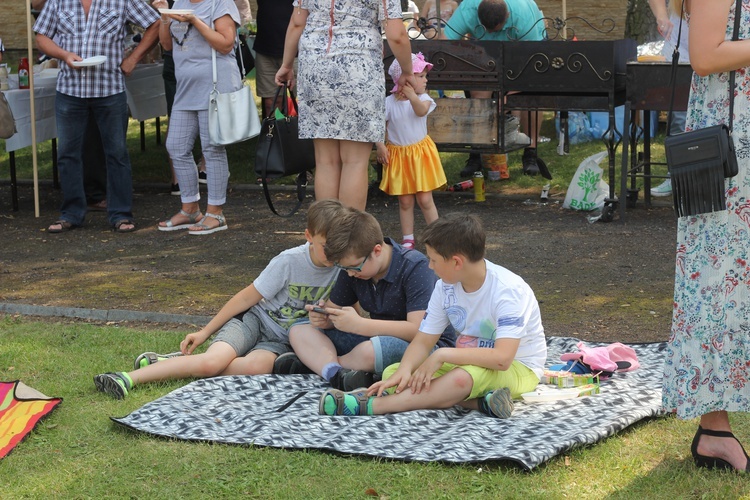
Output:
[
  {"xmin": 323, "ymin": 328, "xmax": 409, "ymax": 374},
  {"xmin": 212, "ymin": 310, "xmax": 292, "ymax": 357}
]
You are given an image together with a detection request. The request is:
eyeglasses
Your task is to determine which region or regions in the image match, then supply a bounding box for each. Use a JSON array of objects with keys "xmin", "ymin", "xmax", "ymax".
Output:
[{"xmin": 334, "ymin": 254, "xmax": 369, "ymax": 272}]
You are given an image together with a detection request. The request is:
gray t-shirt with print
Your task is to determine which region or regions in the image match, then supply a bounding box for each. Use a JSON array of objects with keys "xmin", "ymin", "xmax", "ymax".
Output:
[{"xmin": 251, "ymin": 242, "xmax": 339, "ymax": 339}]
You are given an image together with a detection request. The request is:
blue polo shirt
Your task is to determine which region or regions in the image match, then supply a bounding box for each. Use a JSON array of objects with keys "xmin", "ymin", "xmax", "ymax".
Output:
[
  {"xmin": 330, "ymin": 238, "xmax": 455, "ymax": 347},
  {"xmin": 444, "ymin": 0, "xmax": 545, "ymax": 41}
]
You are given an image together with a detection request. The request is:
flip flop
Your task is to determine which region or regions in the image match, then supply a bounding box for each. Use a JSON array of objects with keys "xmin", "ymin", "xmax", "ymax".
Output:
[
  {"xmin": 47, "ymin": 220, "xmax": 79, "ymax": 233},
  {"xmin": 113, "ymin": 219, "xmax": 137, "ymax": 233}
]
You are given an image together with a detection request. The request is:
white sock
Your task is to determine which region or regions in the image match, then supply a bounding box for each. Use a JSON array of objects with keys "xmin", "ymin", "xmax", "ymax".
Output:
[{"xmin": 402, "ymin": 234, "xmax": 414, "ymax": 242}]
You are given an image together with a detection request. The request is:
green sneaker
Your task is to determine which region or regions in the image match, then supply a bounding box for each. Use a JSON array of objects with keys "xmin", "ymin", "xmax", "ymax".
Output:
[
  {"xmin": 93, "ymin": 372, "xmax": 133, "ymax": 400},
  {"xmin": 319, "ymin": 388, "xmax": 373, "ymax": 416},
  {"xmin": 485, "ymin": 387, "xmax": 514, "ymax": 419},
  {"xmin": 133, "ymin": 351, "xmax": 182, "ymax": 370}
]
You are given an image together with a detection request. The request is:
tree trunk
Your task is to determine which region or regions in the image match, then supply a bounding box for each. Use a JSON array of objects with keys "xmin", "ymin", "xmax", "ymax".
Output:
[{"xmin": 625, "ymin": 0, "xmax": 661, "ymax": 45}]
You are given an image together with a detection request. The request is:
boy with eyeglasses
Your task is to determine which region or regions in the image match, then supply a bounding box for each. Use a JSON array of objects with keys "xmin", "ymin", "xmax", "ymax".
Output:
[{"xmin": 274, "ymin": 207, "xmax": 455, "ymax": 391}]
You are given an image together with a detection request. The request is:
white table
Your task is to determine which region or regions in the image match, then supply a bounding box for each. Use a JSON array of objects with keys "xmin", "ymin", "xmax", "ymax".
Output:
[
  {"xmin": 2, "ymin": 70, "xmax": 61, "ymax": 210},
  {"xmin": 124, "ymin": 63, "xmax": 168, "ymax": 149}
]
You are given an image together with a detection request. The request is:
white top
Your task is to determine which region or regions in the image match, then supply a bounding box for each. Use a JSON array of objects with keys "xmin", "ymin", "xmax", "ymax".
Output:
[
  {"xmin": 420, "ymin": 260, "xmax": 547, "ymax": 378},
  {"xmin": 384, "ymin": 93, "xmax": 436, "ymax": 146},
  {"xmin": 661, "ymin": 12, "xmax": 690, "ymax": 63}
]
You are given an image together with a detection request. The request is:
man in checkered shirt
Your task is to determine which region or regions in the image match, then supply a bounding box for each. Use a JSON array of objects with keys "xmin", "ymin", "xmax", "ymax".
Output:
[{"xmin": 34, "ymin": 0, "xmax": 160, "ymax": 233}]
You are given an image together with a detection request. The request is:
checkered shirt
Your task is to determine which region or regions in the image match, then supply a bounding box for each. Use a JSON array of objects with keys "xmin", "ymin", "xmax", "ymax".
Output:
[{"xmin": 33, "ymin": 0, "xmax": 159, "ymax": 98}]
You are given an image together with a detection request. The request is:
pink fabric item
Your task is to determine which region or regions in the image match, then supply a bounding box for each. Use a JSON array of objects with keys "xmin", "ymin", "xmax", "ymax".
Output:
[
  {"xmin": 560, "ymin": 342, "xmax": 618, "ymax": 373},
  {"xmin": 606, "ymin": 342, "xmax": 640, "ymax": 372},
  {"xmin": 388, "ymin": 52, "xmax": 433, "ymax": 93}
]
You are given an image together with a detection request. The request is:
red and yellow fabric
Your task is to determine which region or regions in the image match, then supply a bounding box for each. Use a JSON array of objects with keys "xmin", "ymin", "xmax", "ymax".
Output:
[{"xmin": 0, "ymin": 381, "xmax": 62, "ymax": 459}]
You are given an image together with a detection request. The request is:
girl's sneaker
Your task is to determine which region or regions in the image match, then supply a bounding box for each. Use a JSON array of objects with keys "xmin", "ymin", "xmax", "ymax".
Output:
[
  {"xmin": 401, "ymin": 239, "xmax": 415, "ymax": 250},
  {"xmin": 480, "ymin": 387, "xmax": 514, "ymax": 418},
  {"xmin": 319, "ymin": 388, "xmax": 374, "ymax": 416}
]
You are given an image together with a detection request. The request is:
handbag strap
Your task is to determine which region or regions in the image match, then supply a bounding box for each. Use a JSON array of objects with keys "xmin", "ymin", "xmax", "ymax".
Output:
[
  {"xmin": 260, "ymin": 173, "xmax": 307, "ymax": 218},
  {"xmin": 667, "ymin": 0, "xmax": 741, "ymax": 135}
]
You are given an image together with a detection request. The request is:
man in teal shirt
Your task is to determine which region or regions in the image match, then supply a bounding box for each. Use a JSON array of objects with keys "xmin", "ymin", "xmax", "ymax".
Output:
[
  {"xmin": 444, "ymin": 0, "xmax": 544, "ymax": 41},
  {"xmin": 444, "ymin": 0, "xmax": 550, "ymax": 179}
]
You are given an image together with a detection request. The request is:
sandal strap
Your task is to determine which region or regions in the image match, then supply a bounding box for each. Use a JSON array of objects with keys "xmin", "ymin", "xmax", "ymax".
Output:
[
  {"xmin": 178, "ymin": 209, "xmax": 203, "ymax": 223},
  {"xmin": 203, "ymin": 212, "xmax": 225, "ymax": 224},
  {"xmin": 698, "ymin": 426, "xmax": 736, "ymax": 439}
]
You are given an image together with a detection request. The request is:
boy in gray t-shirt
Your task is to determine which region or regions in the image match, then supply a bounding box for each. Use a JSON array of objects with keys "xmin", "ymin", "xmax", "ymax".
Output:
[{"xmin": 93, "ymin": 200, "xmax": 345, "ymax": 399}]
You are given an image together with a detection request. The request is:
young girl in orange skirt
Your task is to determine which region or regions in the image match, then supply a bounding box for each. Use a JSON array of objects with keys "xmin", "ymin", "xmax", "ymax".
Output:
[{"xmin": 376, "ymin": 52, "xmax": 446, "ymax": 250}]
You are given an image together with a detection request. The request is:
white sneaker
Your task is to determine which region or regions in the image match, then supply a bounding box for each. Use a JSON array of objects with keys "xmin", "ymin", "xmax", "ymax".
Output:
[{"xmin": 650, "ymin": 179, "xmax": 672, "ymax": 197}]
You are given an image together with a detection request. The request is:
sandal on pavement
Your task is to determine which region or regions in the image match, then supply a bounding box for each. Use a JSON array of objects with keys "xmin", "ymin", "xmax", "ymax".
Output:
[
  {"xmin": 113, "ymin": 219, "xmax": 137, "ymax": 233},
  {"xmin": 188, "ymin": 212, "xmax": 227, "ymax": 235},
  {"xmin": 318, "ymin": 388, "xmax": 372, "ymax": 416},
  {"xmin": 158, "ymin": 209, "xmax": 203, "ymax": 232},
  {"xmin": 47, "ymin": 220, "xmax": 80, "ymax": 233}
]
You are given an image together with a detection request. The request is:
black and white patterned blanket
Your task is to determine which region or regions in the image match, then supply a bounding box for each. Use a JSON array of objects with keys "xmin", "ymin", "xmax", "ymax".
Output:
[{"xmin": 112, "ymin": 337, "xmax": 667, "ymax": 470}]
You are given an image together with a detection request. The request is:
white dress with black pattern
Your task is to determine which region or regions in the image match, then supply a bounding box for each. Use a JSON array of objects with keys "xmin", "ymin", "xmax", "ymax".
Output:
[{"xmin": 295, "ymin": 0, "xmax": 401, "ymax": 143}]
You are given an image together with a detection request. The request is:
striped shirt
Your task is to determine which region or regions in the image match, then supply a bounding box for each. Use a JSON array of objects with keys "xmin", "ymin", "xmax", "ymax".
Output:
[{"xmin": 33, "ymin": 0, "xmax": 159, "ymax": 98}]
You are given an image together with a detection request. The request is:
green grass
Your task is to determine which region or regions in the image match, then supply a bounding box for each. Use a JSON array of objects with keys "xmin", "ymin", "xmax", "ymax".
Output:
[{"xmin": 1, "ymin": 315, "xmax": 749, "ymax": 498}]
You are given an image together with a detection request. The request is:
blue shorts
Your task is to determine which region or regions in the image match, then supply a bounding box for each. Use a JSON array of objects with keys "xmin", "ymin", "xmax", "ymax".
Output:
[{"xmin": 323, "ymin": 328, "xmax": 408, "ymax": 374}]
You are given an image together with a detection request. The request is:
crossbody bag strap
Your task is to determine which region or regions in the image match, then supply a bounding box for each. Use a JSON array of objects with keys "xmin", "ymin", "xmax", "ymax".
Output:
[
  {"xmin": 210, "ymin": 0, "xmax": 217, "ymax": 90},
  {"xmin": 667, "ymin": 0, "xmax": 741, "ymax": 136}
]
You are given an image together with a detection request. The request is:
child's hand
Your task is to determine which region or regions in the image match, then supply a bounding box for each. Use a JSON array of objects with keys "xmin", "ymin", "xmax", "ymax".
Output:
[
  {"xmin": 306, "ymin": 303, "xmax": 333, "ymax": 328},
  {"xmin": 326, "ymin": 306, "xmax": 362, "ymax": 333},
  {"xmin": 180, "ymin": 331, "xmax": 206, "ymax": 355},
  {"xmin": 368, "ymin": 366, "xmax": 412, "ymax": 396},
  {"xmin": 400, "ymin": 83, "xmax": 417, "ymax": 100},
  {"xmin": 406, "ymin": 352, "xmax": 443, "ymax": 394},
  {"xmin": 376, "ymin": 143, "xmax": 389, "ymax": 165}
]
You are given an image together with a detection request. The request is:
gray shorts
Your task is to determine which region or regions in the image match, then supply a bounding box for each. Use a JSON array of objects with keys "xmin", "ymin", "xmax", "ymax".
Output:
[
  {"xmin": 255, "ymin": 53, "xmax": 297, "ymax": 98},
  {"xmin": 211, "ymin": 309, "xmax": 292, "ymax": 357}
]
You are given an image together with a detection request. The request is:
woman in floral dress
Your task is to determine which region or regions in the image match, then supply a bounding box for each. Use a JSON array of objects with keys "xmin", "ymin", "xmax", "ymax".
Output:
[
  {"xmin": 662, "ymin": 0, "xmax": 750, "ymax": 472},
  {"xmin": 276, "ymin": 0, "xmax": 415, "ymax": 210}
]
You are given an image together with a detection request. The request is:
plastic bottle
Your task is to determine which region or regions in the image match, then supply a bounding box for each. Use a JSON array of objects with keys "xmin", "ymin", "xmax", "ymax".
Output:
[
  {"xmin": 449, "ymin": 179, "xmax": 473, "ymax": 192},
  {"xmin": 541, "ymin": 183, "xmax": 550, "ymax": 202},
  {"xmin": 18, "ymin": 58, "xmax": 30, "ymax": 89},
  {"xmin": 473, "ymin": 171, "xmax": 485, "ymax": 202}
]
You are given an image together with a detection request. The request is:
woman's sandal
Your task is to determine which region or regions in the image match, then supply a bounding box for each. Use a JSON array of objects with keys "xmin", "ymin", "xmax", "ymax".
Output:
[
  {"xmin": 113, "ymin": 219, "xmax": 137, "ymax": 233},
  {"xmin": 47, "ymin": 220, "xmax": 79, "ymax": 233},
  {"xmin": 691, "ymin": 425, "xmax": 750, "ymax": 472},
  {"xmin": 158, "ymin": 209, "xmax": 203, "ymax": 232},
  {"xmin": 318, "ymin": 388, "xmax": 371, "ymax": 416},
  {"xmin": 188, "ymin": 212, "xmax": 227, "ymax": 235}
]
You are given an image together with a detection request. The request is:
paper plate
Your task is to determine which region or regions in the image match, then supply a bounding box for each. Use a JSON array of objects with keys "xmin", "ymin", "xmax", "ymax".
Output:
[
  {"xmin": 158, "ymin": 8, "xmax": 194, "ymax": 15},
  {"xmin": 72, "ymin": 56, "xmax": 107, "ymax": 68},
  {"xmin": 521, "ymin": 388, "xmax": 580, "ymax": 402}
]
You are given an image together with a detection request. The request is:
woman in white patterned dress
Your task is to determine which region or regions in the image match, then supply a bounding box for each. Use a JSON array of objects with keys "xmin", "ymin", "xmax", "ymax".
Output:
[
  {"xmin": 661, "ymin": 0, "xmax": 750, "ymax": 472},
  {"xmin": 276, "ymin": 0, "xmax": 415, "ymax": 210}
]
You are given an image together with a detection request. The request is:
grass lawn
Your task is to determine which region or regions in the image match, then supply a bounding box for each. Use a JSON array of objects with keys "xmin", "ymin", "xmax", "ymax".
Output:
[{"xmin": 1, "ymin": 317, "xmax": 749, "ymax": 498}]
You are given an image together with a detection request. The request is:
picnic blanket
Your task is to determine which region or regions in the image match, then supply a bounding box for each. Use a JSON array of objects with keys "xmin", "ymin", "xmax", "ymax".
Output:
[
  {"xmin": 0, "ymin": 381, "xmax": 62, "ymax": 459},
  {"xmin": 112, "ymin": 337, "xmax": 667, "ymax": 470}
]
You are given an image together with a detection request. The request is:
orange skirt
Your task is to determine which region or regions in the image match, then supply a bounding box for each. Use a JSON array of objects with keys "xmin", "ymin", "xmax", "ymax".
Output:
[{"xmin": 379, "ymin": 135, "xmax": 447, "ymax": 196}]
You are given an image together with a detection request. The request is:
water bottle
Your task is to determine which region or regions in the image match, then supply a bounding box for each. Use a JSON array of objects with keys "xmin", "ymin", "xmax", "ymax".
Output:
[
  {"xmin": 449, "ymin": 179, "xmax": 473, "ymax": 192},
  {"xmin": 540, "ymin": 183, "xmax": 550, "ymax": 202}
]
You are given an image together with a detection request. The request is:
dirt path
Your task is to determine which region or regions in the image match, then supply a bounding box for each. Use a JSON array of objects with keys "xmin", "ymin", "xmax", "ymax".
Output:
[{"xmin": 0, "ymin": 183, "xmax": 677, "ymax": 342}]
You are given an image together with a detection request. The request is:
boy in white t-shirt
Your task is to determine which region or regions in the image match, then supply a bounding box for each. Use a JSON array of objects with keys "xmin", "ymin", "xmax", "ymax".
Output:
[{"xmin": 319, "ymin": 213, "xmax": 546, "ymax": 417}]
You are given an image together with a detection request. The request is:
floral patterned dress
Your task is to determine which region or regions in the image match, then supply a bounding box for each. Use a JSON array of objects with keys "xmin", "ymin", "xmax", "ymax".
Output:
[
  {"xmin": 294, "ymin": 0, "xmax": 401, "ymax": 142},
  {"xmin": 662, "ymin": 1, "xmax": 750, "ymax": 420}
]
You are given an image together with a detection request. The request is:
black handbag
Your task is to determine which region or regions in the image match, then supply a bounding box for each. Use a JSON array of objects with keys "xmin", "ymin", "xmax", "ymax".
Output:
[
  {"xmin": 235, "ymin": 34, "xmax": 255, "ymax": 78},
  {"xmin": 254, "ymin": 84, "xmax": 316, "ymax": 217},
  {"xmin": 663, "ymin": 0, "xmax": 741, "ymax": 217}
]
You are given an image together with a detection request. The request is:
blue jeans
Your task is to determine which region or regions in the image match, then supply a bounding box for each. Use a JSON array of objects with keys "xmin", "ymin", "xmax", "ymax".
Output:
[{"xmin": 56, "ymin": 92, "xmax": 132, "ymax": 226}]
